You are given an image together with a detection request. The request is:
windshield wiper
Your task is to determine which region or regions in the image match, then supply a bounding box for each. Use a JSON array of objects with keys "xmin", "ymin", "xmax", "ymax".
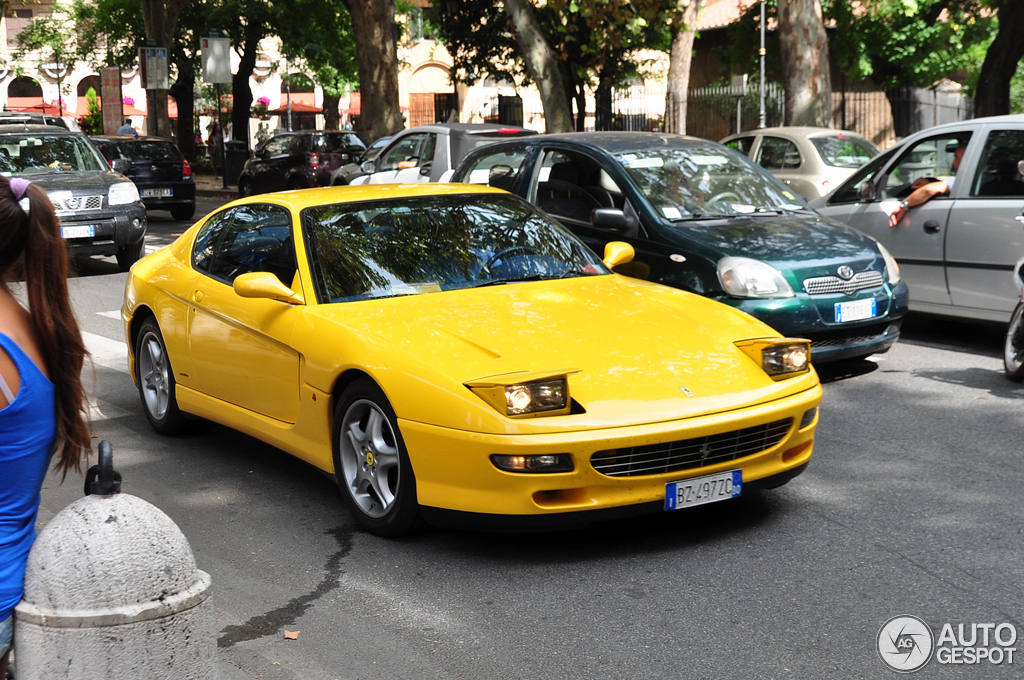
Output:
[{"xmin": 472, "ymin": 272, "xmax": 584, "ymax": 288}]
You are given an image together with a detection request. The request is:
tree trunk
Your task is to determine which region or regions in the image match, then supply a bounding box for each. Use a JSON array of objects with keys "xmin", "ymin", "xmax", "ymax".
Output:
[
  {"xmin": 141, "ymin": 0, "xmax": 190, "ymax": 138},
  {"xmin": 504, "ymin": 0, "xmax": 574, "ymax": 133},
  {"xmin": 664, "ymin": 0, "xmax": 701, "ymax": 134},
  {"xmin": 231, "ymin": 37, "xmax": 258, "ymax": 149},
  {"xmin": 323, "ymin": 93, "xmax": 341, "ymax": 129},
  {"xmin": 778, "ymin": 0, "xmax": 831, "ymax": 127},
  {"xmin": 169, "ymin": 71, "xmax": 196, "ymax": 162},
  {"xmin": 341, "ymin": 0, "xmax": 403, "ymax": 143},
  {"xmin": 975, "ymin": 0, "xmax": 1024, "ymax": 118},
  {"xmin": 575, "ymin": 85, "xmax": 587, "ymax": 131},
  {"xmin": 595, "ymin": 82, "xmax": 612, "ymax": 131}
]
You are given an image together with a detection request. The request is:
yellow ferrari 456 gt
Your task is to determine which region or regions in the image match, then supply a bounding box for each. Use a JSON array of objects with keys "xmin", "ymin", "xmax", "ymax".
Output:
[{"xmin": 123, "ymin": 184, "xmax": 822, "ymax": 536}]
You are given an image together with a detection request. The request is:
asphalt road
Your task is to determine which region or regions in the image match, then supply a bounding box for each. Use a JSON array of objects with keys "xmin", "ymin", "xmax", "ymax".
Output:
[{"xmin": 26, "ymin": 201, "xmax": 1024, "ymax": 678}]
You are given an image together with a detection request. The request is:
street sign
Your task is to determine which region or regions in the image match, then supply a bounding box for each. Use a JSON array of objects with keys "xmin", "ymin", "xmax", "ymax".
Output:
[
  {"xmin": 100, "ymin": 66, "xmax": 123, "ymax": 134},
  {"xmin": 139, "ymin": 47, "xmax": 168, "ymax": 90},
  {"xmin": 201, "ymin": 33, "xmax": 231, "ymax": 84}
]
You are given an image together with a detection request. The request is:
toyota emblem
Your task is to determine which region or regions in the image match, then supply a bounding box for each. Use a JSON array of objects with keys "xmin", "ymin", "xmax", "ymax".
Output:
[{"xmin": 837, "ymin": 265, "xmax": 854, "ymax": 280}]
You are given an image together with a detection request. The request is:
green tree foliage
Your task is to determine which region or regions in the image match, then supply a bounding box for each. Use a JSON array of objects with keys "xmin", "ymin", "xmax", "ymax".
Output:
[
  {"xmin": 80, "ymin": 87, "xmax": 103, "ymax": 134},
  {"xmin": 13, "ymin": 3, "xmax": 80, "ymax": 110}
]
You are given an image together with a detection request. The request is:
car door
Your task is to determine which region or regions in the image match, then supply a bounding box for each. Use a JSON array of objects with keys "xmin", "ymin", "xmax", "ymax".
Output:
[
  {"xmin": 188, "ymin": 203, "xmax": 302, "ymax": 423},
  {"xmin": 252, "ymin": 135, "xmax": 295, "ymax": 193},
  {"xmin": 944, "ymin": 126, "xmax": 1024, "ymax": 317}
]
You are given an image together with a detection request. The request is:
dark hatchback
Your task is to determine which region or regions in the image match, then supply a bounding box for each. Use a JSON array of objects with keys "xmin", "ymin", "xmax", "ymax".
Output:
[
  {"xmin": 0, "ymin": 124, "xmax": 146, "ymax": 271},
  {"xmin": 238, "ymin": 130, "xmax": 366, "ymax": 196},
  {"xmin": 452, "ymin": 132, "xmax": 910, "ymax": 363},
  {"xmin": 91, "ymin": 136, "xmax": 196, "ymax": 221}
]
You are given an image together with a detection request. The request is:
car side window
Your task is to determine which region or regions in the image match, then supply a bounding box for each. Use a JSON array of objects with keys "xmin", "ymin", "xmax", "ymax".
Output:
[
  {"xmin": 263, "ymin": 136, "xmax": 293, "ymax": 157},
  {"xmin": 884, "ymin": 133, "xmax": 971, "ymax": 199},
  {"xmin": 757, "ymin": 137, "xmax": 801, "ymax": 170},
  {"xmin": 724, "ymin": 136, "xmax": 755, "ymax": 156},
  {"xmin": 970, "ymin": 130, "xmax": 1024, "ymax": 198},
  {"xmin": 378, "ymin": 135, "xmax": 427, "ymax": 172},
  {"xmin": 193, "ymin": 209, "xmax": 236, "ymax": 273},
  {"xmin": 199, "ymin": 204, "xmax": 297, "ymax": 287},
  {"xmin": 531, "ymin": 150, "xmax": 606, "ymax": 223},
  {"xmin": 828, "ymin": 147, "xmax": 898, "ymax": 204},
  {"xmin": 459, "ymin": 147, "xmax": 530, "ymax": 190}
]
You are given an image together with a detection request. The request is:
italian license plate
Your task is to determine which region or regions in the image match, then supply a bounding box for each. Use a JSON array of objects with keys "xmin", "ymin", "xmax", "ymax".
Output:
[
  {"xmin": 61, "ymin": 225, "xmax": 95, "ymax": 239},
  {"xmin": 141, "ymin": 188, "xmax": 172, "ymax": 197},
  {"xmin": 665, "ymin": 469, "xmax": 742, "ymax": 511},
  {"xmin": 835, "ymin": 298, "xmax": 877, "ymax": 323}
]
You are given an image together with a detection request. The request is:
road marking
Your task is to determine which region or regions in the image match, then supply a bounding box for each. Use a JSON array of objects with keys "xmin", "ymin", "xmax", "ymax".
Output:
[
  {"xmin": 87, "ymin": 396, "xmax": 133, "ymax": 422},
  {"xmin": 83, "ymin": 331, "xmax": 130, "ymax": 374},
  {"xmin": 97, "ymin": 310, "xmax": 121, "ymax": 320}
]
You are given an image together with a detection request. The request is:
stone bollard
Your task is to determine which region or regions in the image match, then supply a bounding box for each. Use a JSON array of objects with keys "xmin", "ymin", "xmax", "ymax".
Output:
[{"xmin": 13, "ymin": 442, "xmax": 215, "ymax": 679}]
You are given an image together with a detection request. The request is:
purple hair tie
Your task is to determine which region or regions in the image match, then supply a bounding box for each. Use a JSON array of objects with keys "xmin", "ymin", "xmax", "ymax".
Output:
[{"xmin": 9, "ymin": 177, "xmax": 30, "ymax": 214}]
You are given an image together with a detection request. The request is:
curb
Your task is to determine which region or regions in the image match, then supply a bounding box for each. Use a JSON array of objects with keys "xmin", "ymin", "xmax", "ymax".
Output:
[{"xmin": 196, "ymin": 187, "xmax": 238, "ymax": 200}]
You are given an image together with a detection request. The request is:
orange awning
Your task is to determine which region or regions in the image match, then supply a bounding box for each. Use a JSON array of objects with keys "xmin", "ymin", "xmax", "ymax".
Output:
[
  {"xmin": 271, "ymin": 93, "xmax": 320, "ymax": 114},
  {"xmin": 5, "ymin": 97, "xmax": 65, "ymax": 115},
  {"xmin": 74, "ymin": 96, "xmax": 147, "ymax": 117}
]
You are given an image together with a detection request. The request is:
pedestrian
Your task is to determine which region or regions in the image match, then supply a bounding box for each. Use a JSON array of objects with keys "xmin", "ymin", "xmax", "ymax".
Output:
[
  {"xmin": 116, "ymin": 117, "xmax": 137, "ymax": 136},
  {"xmin": 888, "ymin": 139, "xmax": 967, "ymax": 227},
  {"xmin": 209, "ymin": 123, "xmax": 223, "ymax": 179},
  {"xmin": 0, "ymin": 177, "xmax": 91, "ymax": 679}
]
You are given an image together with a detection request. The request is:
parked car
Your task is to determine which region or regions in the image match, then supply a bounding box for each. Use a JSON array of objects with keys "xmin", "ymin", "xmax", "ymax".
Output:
[
  {"xmin": 0, "ymin": 124, "xmax": 146, "ymax": 270},
  {"xmin": 452, "ymin": 132, "xmax": 909, "ymax": 363},
  {"xmin": 123, "ymin": 184, "xmax": 821, "ymax": 536},
  {"xmin": 0, "ymin": 111, "xmax": 82, "ymax": 131},
  {"xmin": 811, "ymin": 115, "xmax": 1024, "ymax": 323},
  {"xmin": 350, "ymin": 123, "xmax": 537, "ymax": 185},
  {"xmin": 91, "ymin": 135, "xmax": 196, "ymax": 221},
  {"xmin": 237, "ymin": 130, "xmax": 366, "ymax": 196},
  {"xmin": 330, "ymin": 135, "xmax": 392, "ymax": 186},
  {"xmin": 721, "ymin": 126, "xmax": 879, "ymax": 200}
]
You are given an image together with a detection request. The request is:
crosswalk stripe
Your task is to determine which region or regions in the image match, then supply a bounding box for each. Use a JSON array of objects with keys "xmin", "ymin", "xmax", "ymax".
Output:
[
  {"xmin": 97, "ymin": 310, "xmax": 121, "ymax": 320},
  {"xmin": 83, "ymin": 331, "xmax": 130, "ymax": 375}
]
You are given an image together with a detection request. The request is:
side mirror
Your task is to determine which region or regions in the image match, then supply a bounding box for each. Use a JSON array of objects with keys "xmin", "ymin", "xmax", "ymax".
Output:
[
  {"xmin": 361, "ymin": 159, "xmax": 376, "ymax": 174},
  {"xmin": 1017, "ymin": 160, "xmax": 1024, "ymax": 177},
  {"xmin": 233, "ymin": 272, "xmax": 304, "ymax": 305},
  {"xmin": 602, "ymin": 241, "xmax": 634, "ymax": 269},
  {"xmin": 591, "ymin": 208, "xmax": 630, "ymax": 233},
  {"xmin": 419, "ymin": 161, "xmax": 433, "ymax": 177},
  {"xmin": 110, "ymin": 159, "xmax": 130, "ymax": 174},
  {"xmin": 857, "ymin": 181, "xmax": 873, "ymax": 202}
]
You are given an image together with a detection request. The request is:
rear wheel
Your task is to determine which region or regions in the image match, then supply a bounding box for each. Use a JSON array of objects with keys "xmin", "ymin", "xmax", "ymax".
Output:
[
  {"xmin": 170, "ymin": 204, "xmax": 195, "ymax": 221},
  {"xmin": 135, "ymin": 317, "xmax": 187, "ymax": 435},
  {"xmin": 116, "ymin": 237, "xmax": 144, "ymax": 272},
  {"xmin": 1005, "ymin": 301, "xmax": 1024, "ymax": 381},
  {"xmin": 333, "ymin": 379, "xmax": 421, "ymax": 536}
]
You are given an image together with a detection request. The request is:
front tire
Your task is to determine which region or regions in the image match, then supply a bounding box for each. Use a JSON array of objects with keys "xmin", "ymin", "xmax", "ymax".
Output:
[
  {"xmin": 116, "ymin": 237, "xmax": 144, "ymax": 272},
  {"xmin": 1005, "ymin": 301, "xmax": 1024, "ymax": 381},
  {"xmin": 135, "ymin": 317, "xmax": 187, "ymax": 435},
  {"xmin": 333, "ymin": 379, "xmax": 420, "ymax": 536}
]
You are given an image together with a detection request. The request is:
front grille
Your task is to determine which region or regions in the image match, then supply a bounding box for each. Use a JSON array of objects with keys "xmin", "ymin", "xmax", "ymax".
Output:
[
  {"xmin": 590, "ymin": 418, "xmax": 792, "ymax": 477},
  {"xmin": 808, "ymin": 320, "xmax": 895, "ymax": 350},
  {"xmin": 52, "ymin": 195, "xmax": 104, "ymax": 212},
  {"xmin": 803, "ymin": 271, "xmax": 884, "ymax": 295}
]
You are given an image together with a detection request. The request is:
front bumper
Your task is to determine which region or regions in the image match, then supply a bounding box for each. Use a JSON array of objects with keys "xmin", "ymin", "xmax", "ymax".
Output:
[
  {"xmin": 138, "ymin": 181, "xmax": 196, "ymax": 209},
  {"xmin": 60, "ymin": 203, "xmax": 147, "ymax": 257},
  {"xmin": 402, "ymin": 385, "xmax": 821, "ymax": 521}
]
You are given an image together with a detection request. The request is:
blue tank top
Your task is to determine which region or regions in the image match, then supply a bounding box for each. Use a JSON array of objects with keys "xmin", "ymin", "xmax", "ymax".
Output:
[{"xmin": 0, "ymin": 332, "xmax": 55, "ymax": 621}]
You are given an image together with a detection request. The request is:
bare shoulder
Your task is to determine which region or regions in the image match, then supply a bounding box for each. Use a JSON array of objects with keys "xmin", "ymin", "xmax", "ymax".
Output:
[{"xmin": 0, "ymin": 288, "xmax": 49, "ymax": 380}]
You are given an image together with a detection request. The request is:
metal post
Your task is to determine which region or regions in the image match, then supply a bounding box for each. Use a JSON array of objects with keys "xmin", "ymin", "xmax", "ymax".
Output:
[
  {"xmin": 286, "ymin": 63, "xmax": 293, "ymax": 132},
  {"xmin": 759, "ymin": 1, "xmax": 765, "ymax": 129},
  {"xmin": 216, "ymin": 83, "xmax": 227, "ymax": 190}
]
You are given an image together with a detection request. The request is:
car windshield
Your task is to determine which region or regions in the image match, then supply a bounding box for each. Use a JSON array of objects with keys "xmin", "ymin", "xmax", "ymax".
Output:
[
  {"xmin": 810, "ymin": 135, "xmax": 878, "ymax": 168},
  {"xmin": 302, "ymin": 194, "xmax": 609, "ymax": 303},
  {"xmin": 614, "ymin": 143, "xmax": 806, "ymax": 219},
  {"xmin": 0, "ymin": 133, "xmax": 106, "ymax": 174}
]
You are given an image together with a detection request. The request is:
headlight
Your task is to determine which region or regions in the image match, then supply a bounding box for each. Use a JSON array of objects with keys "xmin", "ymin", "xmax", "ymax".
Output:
[
  {"xmin": 735, "ymin": 338, "xmax": 811, "ymax": 380},
  {"xmin": 109, "ymin": 182, "xmax": 140, "ymax": 206},
  {"xmin": 876, "ymin": 242, "xmax": 901, "ymax": 285},
  {"xmin": 490, "ymin": 454, "xmax": 574, "ymax": 473},
  {"xmin": 466, "ymin": 370, "xmax": 576, "ymax": 418},
  {"xmin": 717, "ymin": 256, "xmax": 794, "ymax": 298}
]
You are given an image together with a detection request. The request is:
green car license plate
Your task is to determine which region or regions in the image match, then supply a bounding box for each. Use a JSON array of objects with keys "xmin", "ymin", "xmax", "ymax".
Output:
[
  {"xmin": 665, "ymin": 469, "xmax": 742, "ymax": 511},
  {"xmin": 835, "ymin": 298, "xmax": 877, "ymax": 323}
]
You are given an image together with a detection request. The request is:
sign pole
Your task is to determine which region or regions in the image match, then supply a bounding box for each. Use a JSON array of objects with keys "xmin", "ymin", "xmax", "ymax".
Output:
[{"xmin": 216, "ymin": 84, "xmax": 227, "ymax": 190}]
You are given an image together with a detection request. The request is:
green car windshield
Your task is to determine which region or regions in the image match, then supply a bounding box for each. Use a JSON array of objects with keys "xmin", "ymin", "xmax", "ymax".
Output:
[
  {"xmin": 0, "ymin": 134, "xmax": 107, "ymax": 174},
  {"xmin": 615, "ymin": 144, "xmax": 806, "ymax": 219},
  {"xmin": 302, "ymin": 194, "xmax": 609, "ymax": 303}
]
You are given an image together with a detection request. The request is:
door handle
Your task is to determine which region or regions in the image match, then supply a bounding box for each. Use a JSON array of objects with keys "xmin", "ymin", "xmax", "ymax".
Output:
[
  {"xmin": 923, "ymin": 220, "xmax": 941, "ymax": 234},
  {"xmin": 193, "ymin": 290, "xmax": 204, "ymax": 302}
]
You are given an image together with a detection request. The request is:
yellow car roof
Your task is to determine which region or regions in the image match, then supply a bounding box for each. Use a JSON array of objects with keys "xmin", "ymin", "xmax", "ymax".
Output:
[{"xmin": 227, "ymin": 183, "xmax": 506, "ymax": 210}]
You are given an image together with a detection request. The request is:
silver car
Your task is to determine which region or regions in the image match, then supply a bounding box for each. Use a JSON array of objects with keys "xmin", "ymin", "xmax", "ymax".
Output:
[
  {"xmin": 811, "ymin": 115, "xmax": 1024, "ymax": 323},
  {"xmin": 722, "ymin": 126, "xmax": 879, "ymax": 200}
]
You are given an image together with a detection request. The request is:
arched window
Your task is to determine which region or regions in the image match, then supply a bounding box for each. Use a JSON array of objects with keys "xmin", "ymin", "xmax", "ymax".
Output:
[
  {"xmin": 78, "ymin": 75, "xmax": 102, "ymax": 97},
  {"xmin": 8, "ymin": 76, "xmax": 42, "ymax": 98}
]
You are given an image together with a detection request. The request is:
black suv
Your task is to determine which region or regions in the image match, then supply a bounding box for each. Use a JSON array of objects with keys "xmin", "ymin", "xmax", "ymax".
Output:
[
  {"xmin": 0, "ymin": 124, "xmax": 147, "ymax": 270},
  {"xmin": 237, "ymin": 131, "xmax": 366, "ymax": 196},
  {"xmin": 92, "ymin": 136, "xmax": 196, "ymax": 220}
]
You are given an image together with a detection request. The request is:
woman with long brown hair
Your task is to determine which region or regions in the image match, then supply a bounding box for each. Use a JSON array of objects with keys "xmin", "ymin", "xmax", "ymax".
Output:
[{"xmin": 0, "ymin": 176, "xmax": 91, "ymax": 677}]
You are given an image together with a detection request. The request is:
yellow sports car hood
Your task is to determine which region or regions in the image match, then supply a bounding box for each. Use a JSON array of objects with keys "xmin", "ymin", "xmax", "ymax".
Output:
[{"xmin": 306, "ymin": 274, "xmax": 818, "ymax": 433}]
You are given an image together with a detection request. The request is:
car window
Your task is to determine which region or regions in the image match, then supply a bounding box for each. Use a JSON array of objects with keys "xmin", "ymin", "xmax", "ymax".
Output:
[
  {"xmin": 315, "ymin": 133, "xmax": 365, "ymax": 153},
  {"xmin": 810, "ymin": 135, "xmax": 878, "ymax": 168},
  {"xmin": 262, "ymin": 136, "xmax": 294, "ymax": 156},
  {"xmin": 970, "ymin": 129, "xmax": 1024, "ymax": 198},
  {"xmin": 884, "ymin": 133, "xmax": 971, "ymax": 199},
  {"xmin": 361, "ymin": 136, "xmax": 392, "ymax": 163},
  {"xmin": 0, "ymin": 133, "xmax": 106, "ymax": 174},
  {"xmin": 723, "ymin": 136, "xmax": 754, "ymax": 156},
  {"xmin": 378, "ymin": 134, "xmax": 428, "ymax": 171},
  {"xmin": 195, "ymin": 204, "xmax": 296, "ymax": 286},
  {"xmin": 301, "ymin": 194, "xmax": 608, "ymax": 303},
  {"xmin": 114, "ymin": 141, "xmax": 183, "ymax": 162},
  {"xmin": 828, "ymin": 146, "xmax": 898, "ymax": 204},
  {"xmin": 458, "ymin": 147, "xmax": 530, "ymax": 190},
  {"xmin": 531, "ymin": 150, "xmax": 608, "ymax": 223},
  {"xmin": 193, "ymin": 209, "xmax": 236, "ymax": 273},
  {"xmin": 757, "ymin": 137, "xmax": 801, "ymax": 170}
]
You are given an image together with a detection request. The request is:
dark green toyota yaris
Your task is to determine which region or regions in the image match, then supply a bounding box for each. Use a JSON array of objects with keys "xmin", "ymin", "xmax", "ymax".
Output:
[{"xmin": 451, "ymin": 131, "xmax": 909, "ymax": 363}]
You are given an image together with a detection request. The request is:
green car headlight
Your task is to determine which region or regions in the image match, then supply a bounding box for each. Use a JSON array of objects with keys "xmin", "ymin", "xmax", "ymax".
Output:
[
  {"xmin": 735, "ymin": 338, "xmax": 812, "ymax": 380},
  {"xmin": 466, "ymin": 370, "xmax": 578, "ymax": 418}
]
